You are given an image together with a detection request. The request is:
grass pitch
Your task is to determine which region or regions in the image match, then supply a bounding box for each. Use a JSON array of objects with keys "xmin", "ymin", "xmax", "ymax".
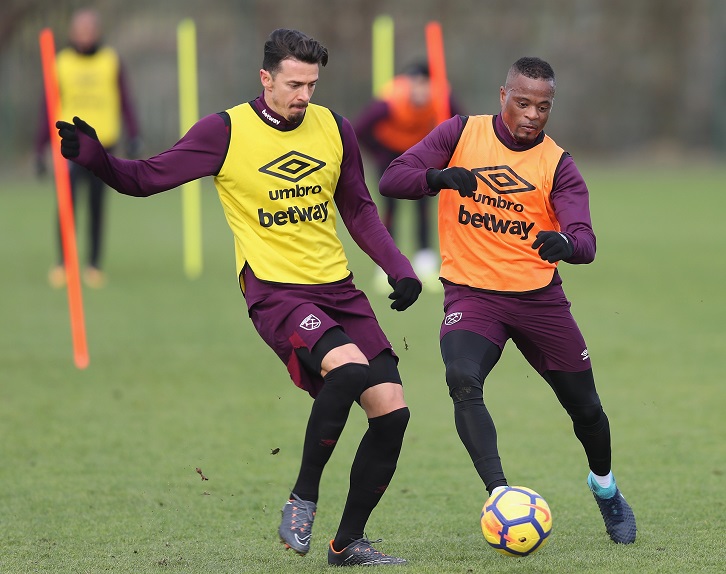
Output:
[{"xmin": 1, "ymin": 164, "xmax": 724, "ymax": 573}]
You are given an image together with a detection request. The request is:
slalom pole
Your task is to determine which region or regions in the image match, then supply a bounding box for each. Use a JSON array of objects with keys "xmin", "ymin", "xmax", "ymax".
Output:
[
  {"xmin": 39, "ymin": 28, "xmax": 89, "ymax": 369},
  {"xmin": 372, "ymin": 15, "xmax": 394, "ymax": 98},
  {"xmin": 425, "ymin": 21, "xmax": 451, "ymax": 124},
  {"xmin": 177, "ymin": 18, "xmax": 203, "ymax": 279}
]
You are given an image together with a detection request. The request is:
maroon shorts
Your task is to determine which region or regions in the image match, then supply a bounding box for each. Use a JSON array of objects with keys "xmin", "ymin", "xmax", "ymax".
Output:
[
  {"xmin": 249, "ymin": 278, "xmax": 395, "ymax": 397},
  {"xmin": 440, "ymin": 282, "xmax": 591, "ymax": 373}
]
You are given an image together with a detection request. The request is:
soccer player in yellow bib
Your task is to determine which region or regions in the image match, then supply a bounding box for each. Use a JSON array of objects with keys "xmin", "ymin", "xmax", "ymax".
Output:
[
  {"xmin": 380, "ymin": 57, "xmax": 636, "ymax": 545},
  {"xmin": 36, "ymin": 8, "xmax": 141, "ymax": 288},
  {"xmin": 56, "ymin": 29, "xmax": 420, "ymax": 566}
]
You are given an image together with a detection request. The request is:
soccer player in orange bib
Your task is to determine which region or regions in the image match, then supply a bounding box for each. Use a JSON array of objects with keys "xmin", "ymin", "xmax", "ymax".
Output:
[
  {"xmin": 354, "ymin": 62, "xmax": 461, "ymax": 290},
  {"xmin": 380, "ymin": 57, "xmax": 636, "ymax": 545},
  {"xmin": 56, "ymin": 29, "xmax": 419, "ymax": 565}
]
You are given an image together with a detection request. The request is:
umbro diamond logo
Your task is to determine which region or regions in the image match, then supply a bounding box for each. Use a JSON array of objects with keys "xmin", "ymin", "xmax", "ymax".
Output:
[
  {"xmin": 300, "ymin": 314, "xmax": 321, "ymax": 331},
  {"xmin": 444, "ymin": 312, "xmax": 462, "ymax": 325},
  {"xmin": 259, "ymin": 151, "xmax": 326, "ymax": 183},
  {"xmin": 472, "ymin": 165, "xmax": 535, "ymax": 195},
  {"xmin": 581, "ymin": 348, "xmax": 589, "ymax": 360}
]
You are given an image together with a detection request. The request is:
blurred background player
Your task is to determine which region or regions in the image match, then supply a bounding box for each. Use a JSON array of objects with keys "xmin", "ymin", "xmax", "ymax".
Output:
[
  {"xmin": 35, "ymin": 7, "xmax": 140, "ymax": 288},
  {"xmin": 55, "ymin": 28, "xmax": 420, "ymax": 566},
  {"xmin": 354, "ymin": 61, "xmax": 460, "ymax": 291},
  {"xmin": 380, "ymin": 57, "xmax": 636, "ymax": 545}
]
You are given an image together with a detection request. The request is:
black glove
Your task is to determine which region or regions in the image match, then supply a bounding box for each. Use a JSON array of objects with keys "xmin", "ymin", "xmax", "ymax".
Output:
[
  {"xmin": 426, "ymin": 167, "xmax": 478, "ymax": 197},
  {"xmin": 387, "ymin": 276, "xmax": 422, "ymax": 312},
  {"xmin": 56, "ymin": 116, "xmax": 99, "ymax": 159},
  {"xmin": 532, "ymin": 231, "xmax": 574, "ymax": 263}
]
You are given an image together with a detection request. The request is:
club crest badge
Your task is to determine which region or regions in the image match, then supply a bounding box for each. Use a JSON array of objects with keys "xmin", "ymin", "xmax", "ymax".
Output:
[
  {"xmin": 444, "ymin": 312, "xmax": 462, "ymax": 325},
  {"xmin": 300, "ymin": 314, "xmax": 322, "ymax": 331}
]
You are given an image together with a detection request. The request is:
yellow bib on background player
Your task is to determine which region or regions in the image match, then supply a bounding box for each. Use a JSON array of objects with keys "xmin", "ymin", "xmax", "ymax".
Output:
[
  {"xmin": 215, "ymin": 103, "xmax": 349, "ymax": 290},
  {"xmin": 56, "ymin": 46, "xmax": 122, "ymax": 148},
  {"xmin": 438, "ymin": 115, "xmax": 565, "ymax": 293}
]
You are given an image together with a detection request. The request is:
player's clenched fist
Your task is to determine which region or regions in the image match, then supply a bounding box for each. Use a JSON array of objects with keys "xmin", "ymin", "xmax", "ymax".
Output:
[
  {"xmin": 532, "ymin": 231, "xmax": 573, "ymax": 263},
  {"xmin": 426, "ymin": 167, "xmax": 478, "ymax": 197},
  {"xmin": 387, "ymin": 276, "xmax": 422, "ymax": 311},
  {"xmin": 56, "ymin": 116, "xmax": 99, "ymax": 159}
]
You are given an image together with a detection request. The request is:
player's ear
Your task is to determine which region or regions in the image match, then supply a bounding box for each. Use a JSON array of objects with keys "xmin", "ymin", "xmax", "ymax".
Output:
[{"xmin": 260, "ymin": 68, "xmax": 272, "ymax": 88}]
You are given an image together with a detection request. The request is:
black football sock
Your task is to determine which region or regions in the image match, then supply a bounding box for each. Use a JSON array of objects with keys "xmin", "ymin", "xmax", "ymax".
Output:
[
  {"xmin": 291, "ymin": 363, "xmax": 369, "ymax": 503},
  {"xmin": 333, "ymin": 406, "xmax": 410, "ymax": 551}
]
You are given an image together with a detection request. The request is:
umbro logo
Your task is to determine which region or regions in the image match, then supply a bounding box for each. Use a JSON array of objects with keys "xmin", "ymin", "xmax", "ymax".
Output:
[
  {"xmin": 259, "ymin": 151, "xmax": 326, "ymax": 183},
  {"xmin": 472, "ymin": 165, "xmax": 535, "ymax": 195},
  {"xmin": 300, "ymin": 314, "xmax": 321, "ymax": 331},
  {"xmin": 581, "ymin": 348, "xmax": 589, "ymax": 361}
]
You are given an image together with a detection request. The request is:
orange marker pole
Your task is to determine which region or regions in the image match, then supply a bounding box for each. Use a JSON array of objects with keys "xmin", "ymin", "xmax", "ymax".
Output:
[
  {"xmin": 425, "ymin": 21, "xmax": 451, "ymax": 124},
  {"xmin": 39, "ymin": 28, "xmax": 89, "ymax": 369}
]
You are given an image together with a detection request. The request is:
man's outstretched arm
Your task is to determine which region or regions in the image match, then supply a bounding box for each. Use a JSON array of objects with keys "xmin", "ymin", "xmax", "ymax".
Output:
[
  {"xmin": 379, "ymin": 115, "xmax": 465, "ymax": 200},
  {"xmin": 57, "ymin": 113, "xmax": 229, "ymax": 197}
]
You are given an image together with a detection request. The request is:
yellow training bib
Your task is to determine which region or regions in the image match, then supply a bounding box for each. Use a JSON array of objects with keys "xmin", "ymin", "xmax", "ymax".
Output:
[
  {"xmin": 56, "ymin": 46, "xmax": 122, "ymax": 148},
  {"xmin": 215, "ymin": 103, "xmax": 349, "ymax": 290}
]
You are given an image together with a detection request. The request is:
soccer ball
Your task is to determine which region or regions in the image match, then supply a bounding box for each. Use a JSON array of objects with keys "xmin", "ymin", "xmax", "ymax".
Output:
[{"xmin": 480, "ymin": 486, "xmax": 552, "ymax": 557}]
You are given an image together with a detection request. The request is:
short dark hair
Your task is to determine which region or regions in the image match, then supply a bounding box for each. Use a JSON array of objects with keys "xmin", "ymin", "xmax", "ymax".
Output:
[
  {"xmin": 403, "ymin": 60, "xmax": 430, "ymax": 78},
  {"xmin": 508, "ymin": 57, "xmax": 555, "ymax": 86},
  {"xmin": 262, "ymin": 29, "xmax": 328, "ymax": 73}
]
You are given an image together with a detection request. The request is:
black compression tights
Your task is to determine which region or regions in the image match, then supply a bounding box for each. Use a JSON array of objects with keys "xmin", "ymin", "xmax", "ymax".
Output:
[
  {"xmin": 441, "ymin": 331, "xmax": 612, "ymax": 491},
  {"xmin": 441, "ymin": 331, "xmax": 506, "ymax": 493},
  {"xmin": 57, "ymin": 163, "xmax": 106, "ymax": 268},
  {"xmin": 543, "ymin": 369, "xmax": 611, "ymax": 476}
]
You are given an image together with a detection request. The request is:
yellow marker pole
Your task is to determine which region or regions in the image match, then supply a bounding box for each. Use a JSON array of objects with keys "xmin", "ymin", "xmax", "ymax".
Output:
[
  {"xmin": 177, "ymin": 18, "xmax": 202, "ymax": 279},
  {"xmin": 372, "ymin": 15, "xmax": 394, "ymax": 97}
]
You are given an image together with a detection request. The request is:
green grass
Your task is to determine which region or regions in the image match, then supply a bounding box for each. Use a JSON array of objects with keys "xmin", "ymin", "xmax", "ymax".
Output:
[{"xmin": 1, "ymin": 165, "xmax": 724, "ymax": 573}]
